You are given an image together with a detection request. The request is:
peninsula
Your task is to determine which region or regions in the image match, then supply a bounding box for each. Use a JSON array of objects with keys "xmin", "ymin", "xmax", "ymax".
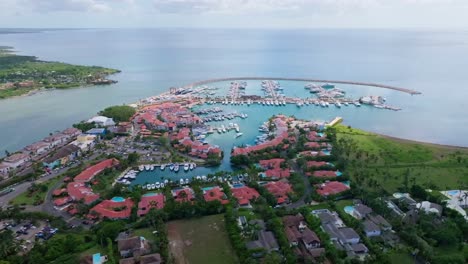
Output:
[{"xmin": 0, "ymin": 46, "xmax": 120, "ymax": 99}]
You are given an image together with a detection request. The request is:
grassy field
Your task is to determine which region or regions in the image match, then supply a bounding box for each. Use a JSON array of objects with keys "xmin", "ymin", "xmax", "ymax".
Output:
[
  {"xmin": 333, "ymin": 125, "xmax": 468, "ymax": 193},
  {"xmin": 167, "ymin": 214, "xmax": 238, "ymax": 264},
  {"xmin": 10, "ymin": 177, "xmax": 62, "ymax": 206},
  {"xmin": 388, "ymin": 252, "xmax": 414, "ymax": 264}
]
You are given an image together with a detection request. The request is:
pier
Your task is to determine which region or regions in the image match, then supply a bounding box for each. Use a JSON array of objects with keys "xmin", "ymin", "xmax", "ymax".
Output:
[{"xmin": 182, "ymin": 77, "xmax": 422, "ymax": 95}]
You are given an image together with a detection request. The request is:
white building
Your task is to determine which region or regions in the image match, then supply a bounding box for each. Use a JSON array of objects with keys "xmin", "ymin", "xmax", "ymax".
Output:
[
  {"xmin": 87, "ymin": 116, "xmax": 116, "ymax": 127},
  {"xmin": 71, "ymin": 134, "xmax": 97, "ymax": 151},
  {"xmin": 24, "ymin": 141, "xmax": 51, "ymax": 156},
  {"xmin": 2, "ymin": 153, "xmax": 31, "ymax": 168}
]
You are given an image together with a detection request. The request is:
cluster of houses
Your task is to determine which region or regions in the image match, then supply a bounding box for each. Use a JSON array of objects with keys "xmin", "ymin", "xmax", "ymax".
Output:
[
  {"xmin": 345, "ymin": 202, "xmax": 394, "ymax": 239},
  {"xmin": 52, "ymin": 158, "xmax": 120, "ymax": 215},
  {"xmin": 257, "ymin": 158, "xmax": 294, "ymax": 206},
  {"xmin": 171, "ymin": 127, "xmax": 222, "ymax": 159},
  {"xmin": 312, "ymin": 209, "xmax": 369, "ymax": 259},
  {"xmin": 232, "ymin": 115, "xmax": 291, "ymax": 156},
  {"xmin": 0, "ymin": 127, "xmax": 86, "ymax": 178},
  {"xmin": 283, "ymin": 214, "xmax": 325, "ymax": 260},
  {"xmin": 132, "ymin": 102, "xmax": 222, "ymax": 159},
  {"xmin": 82, "ymin": 233, "xmax": 162, "ymax": 264}
]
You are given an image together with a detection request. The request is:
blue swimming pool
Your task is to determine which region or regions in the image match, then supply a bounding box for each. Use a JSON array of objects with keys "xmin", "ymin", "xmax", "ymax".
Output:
[
  {"xmin": 322, "ymin": 150, "xmax": 331, "ymax": 155},
  {"xmin": 336, "ymin": 171, "xmax": 343, "ymax": 177},
  {"xmin": 232, "ymin": 183, "xmax": 244, "ymax": 188},
  {"xmin": 111, "ymin": 196, "xmax": 125, "ymax": 202},
  {"xmin": 344, "ymin": 206, "xmax": 355, "ymax": 215},
  {"xmin": 343, "ymin": 181, "xmax": 350, "ymax": 187},
  {"xmin": 202, "ymin": 186, "xmax": 214, "ymax": 192},
  {"xmin": 447, "ymin": 190, "xmax": 460, "ymax": 196}
]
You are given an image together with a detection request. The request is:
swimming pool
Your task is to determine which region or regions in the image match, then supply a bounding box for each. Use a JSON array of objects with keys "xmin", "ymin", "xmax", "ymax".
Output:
[
  {"xmin": 142, "ymin": 192, "xmax": 158, "ymax": 197},
  {"xmin": 447, "ymin": 190, "xmax": 460, "ymax": 196},
  {"xmin": 232, "ymin": 183, "xmax": 244, "ymax": 188},
  {"xmin": 202, "ymin": 186, "xmax": 215, "ymax": 192},
  {"xmin": 111, "ymin": 196, "xmax": 125, "ymax": 202},
  {"xmin": 322, "ymin": 150, "xmax": 331, "ymax": 155},
  {"xmin": 336, "ymin": 171, "xmax": 343, "ymax": 177},
  {"xmin": 344, "ymin": 206, "xmax": 355, "ymax": 215}
]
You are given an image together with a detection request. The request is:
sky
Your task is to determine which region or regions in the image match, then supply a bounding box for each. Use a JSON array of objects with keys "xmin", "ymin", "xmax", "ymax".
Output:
[{"xmin": 0, "ymin": 0, "xmax": 468, "ymax": 29}]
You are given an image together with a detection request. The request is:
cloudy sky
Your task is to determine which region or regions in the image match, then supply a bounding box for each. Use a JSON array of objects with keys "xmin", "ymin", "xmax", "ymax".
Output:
[{"xmin": 1, "ymin": 0, "xmax": 467, "ymax": 28}]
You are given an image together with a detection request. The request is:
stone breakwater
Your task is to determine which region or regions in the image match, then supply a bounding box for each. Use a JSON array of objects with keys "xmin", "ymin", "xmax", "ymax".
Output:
[{"xmin": 181, "ymin": 77, "xmax": 422, "ymax": 95}]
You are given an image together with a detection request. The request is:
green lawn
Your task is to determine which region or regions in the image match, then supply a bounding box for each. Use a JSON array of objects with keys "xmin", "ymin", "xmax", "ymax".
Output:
[
  {"xmin": 388, "ymin": 252, "xmax": 414, "ymax": 264},
  {"xmin": 333, "ymin": 125, "xmax": 468, "ymax": 193},
  {"xmin": 11, "ymin": 177, "xmax": 62, "ymax": 206},
  {"xmin": 167, "ymin": 214, "xmax": 239, "ymax": 264}
]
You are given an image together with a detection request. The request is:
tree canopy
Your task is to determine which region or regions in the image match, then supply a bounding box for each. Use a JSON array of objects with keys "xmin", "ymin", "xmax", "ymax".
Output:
[{"xmin": 100, "ymin": 105, "xmax": 136, "ymax": 123}]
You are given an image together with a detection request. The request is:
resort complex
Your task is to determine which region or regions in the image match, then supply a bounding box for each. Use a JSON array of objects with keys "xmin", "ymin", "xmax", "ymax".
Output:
[{"xmin": 0, "ymin": 78, "xmax": 467, "ymax": 264}]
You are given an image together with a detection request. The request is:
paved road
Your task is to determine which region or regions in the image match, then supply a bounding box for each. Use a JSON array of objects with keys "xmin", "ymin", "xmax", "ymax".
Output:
[
  {"xmin": 0, "ymin": 152, "xmax": 101, "ymax": 208},
  {"xmin": 287, "ymin": 159, "xmax": 313, "ymax": 209}
]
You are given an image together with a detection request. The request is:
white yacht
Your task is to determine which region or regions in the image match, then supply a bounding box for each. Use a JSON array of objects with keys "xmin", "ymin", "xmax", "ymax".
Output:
[
  {"xmin": 236, "ymin": 132, "xmax": 243, "ymax": 138},
  {"xmin": 174, "ymin": 164, "xmax": 179, "ymax": 172},
  {"xmin": 335, "ymin": 102, "xmax": 342, "ymax": 108},
  {"xmin": 189, "ymin": 163, "xmax": 195, "ymax": 170},
  {"xmin": 184, "ymin": 163, "xmax": 189, "ymax": 171},
  {"xmin": 160, "ymin": 164, "xmax": 166, "ymax": 170}
]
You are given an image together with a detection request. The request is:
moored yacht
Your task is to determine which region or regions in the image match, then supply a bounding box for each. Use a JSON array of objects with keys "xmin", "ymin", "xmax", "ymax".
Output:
[
  {"xmin": 184, "ymin": 163, "xmax": 189, "ymax": 171},
  {"xmin": 160, "ymin": 164, "xmax": 166, "ymax": 170}
]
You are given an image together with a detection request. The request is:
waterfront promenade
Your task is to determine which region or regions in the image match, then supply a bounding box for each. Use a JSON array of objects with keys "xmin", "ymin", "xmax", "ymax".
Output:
[{"xmin": 182, "ymin": 77, "xmax": 422, "ymax": 95}]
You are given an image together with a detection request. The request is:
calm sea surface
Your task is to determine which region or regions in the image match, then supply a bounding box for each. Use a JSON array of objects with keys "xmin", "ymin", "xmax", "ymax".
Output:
[{"xmin": 1, "ymin": 28, "xmax": 468, "ymax": 159}]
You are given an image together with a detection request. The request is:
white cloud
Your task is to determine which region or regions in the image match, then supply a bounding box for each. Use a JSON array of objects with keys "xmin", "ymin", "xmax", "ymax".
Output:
[{"xmin": 20, "ymin": 0, "xmax": 115, "ymax": 13}]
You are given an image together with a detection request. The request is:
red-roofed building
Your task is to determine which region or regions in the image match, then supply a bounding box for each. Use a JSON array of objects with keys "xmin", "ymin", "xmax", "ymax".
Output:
[
  {"xmin": 172, "ymin": 188, "xmax": 194, "ymax": 203},
  {"xmin": 306, "ymin": 161, "xmax": 328, "ymax": 168},
  {"xmin": 312, "ymin": 171, "xmax": 338, "ymax": 178},
  {"xmin": 233, "ymin": 116, "xmax": 290, "ymax": 156},
  {"xmin": 259, "ymin": 158, "xmax": 290, "ymax": 179},
  {"xmin": 264, "ymin": 181, "xmax": 293, "ymax": 205},
  {"xmin": 315, "ymin": 181, "xmax": 350, "ymax": 197},
  {"xmin": 89, "ymin": 198, "xmax": 134, "ymax": 220},
  {"xmin": 54, "ymin": 196, "xmax": 71, "ymax": 206},
  {"xmin": 231, "ymin": 186, "xmax": 260, "ymax": 206},
  {"xmin": 259, "ymin": 159, "xmax": 285, "ymax": 169},
  {"xmin": 74, "ymin": 159, "xmax": 119, "ymax": 183},
  {"xmin": 305, "ymin": 142, "xmax": 321, "ymax": 149},
  {"xmin": 137, "ymin": 193, "xmax": 165, "ymax": 217},
  {"xmin": 265, "ymin": 169, "xmax": 291, "ymax": 179},
  {"xmin": 67, "ymin": 182, "xmax": 100, "ymax": 204},
  {"xmin": 203, "ymin": 187, "xmax": 229, "ymax": 205},
  {"xmin": 52, "ymin": 188, "xmax": 67, "ymax": 196}
]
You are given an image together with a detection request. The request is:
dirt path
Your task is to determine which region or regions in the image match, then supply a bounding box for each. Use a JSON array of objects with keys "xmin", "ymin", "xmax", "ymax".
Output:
[{"xmin": 167, "ymin": 222, "xmax": 188, "ymax": 264}]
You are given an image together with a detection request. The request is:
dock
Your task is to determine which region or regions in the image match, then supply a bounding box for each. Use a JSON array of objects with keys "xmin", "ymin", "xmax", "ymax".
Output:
[{"xmin": 326, "ymin": 117, "xmax": 343, "ymax": 127}]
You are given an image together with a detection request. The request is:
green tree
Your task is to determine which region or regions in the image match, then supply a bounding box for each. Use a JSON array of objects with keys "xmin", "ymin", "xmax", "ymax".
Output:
[{"xmin": 100, "ymin": 105, "xmax": 136, "ymax": 123}]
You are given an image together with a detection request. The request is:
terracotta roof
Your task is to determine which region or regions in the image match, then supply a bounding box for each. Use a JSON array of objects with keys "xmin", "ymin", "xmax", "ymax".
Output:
[
  {"xmin": 173, "ymin": 188, "xmax": 194, "ymax": 203},
  {"xmin": 231, "ymin": 186, "xmax": 260, "ymax": 204},
  {"xmin": 74, "ymin": 159, "xmax": 119, "ymax": 183},
  {"xmin": 138, "ymin": 193, "xmax": 165, "ymax": 217},
  {"xmin": 203, "ymin": 187, "xmax": 229, "ymax": 204},
  {"xmin": 312, "ymin": 170, "xmax": 338, "ymax": 178},
  {"xmin": 89, "ymin": 198, "xmax": 134, "ymax": 219},
  {"xmin": 67, "ymin": 182, "xmax": 100, "ymax": 204},
  {"xmin": 315, "ymin": 181, "xmax": 350, "ymax": 197},
  {"xmin": 264, "ymin": 181, "xmax": 293, "ymax": 204},
  {"xmin": 306, "ymin": 161, "xmax": 327, "ymax": 168}
]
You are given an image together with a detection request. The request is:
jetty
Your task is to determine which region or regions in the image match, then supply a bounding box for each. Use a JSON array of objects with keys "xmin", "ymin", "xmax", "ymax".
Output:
[
  {"xmin": 326, "ymin": 117, "xmax": 343, "ymax": 127},
  {"xmin": 182, "ymin": 77, "xmax": 421, "ymax": 95}
]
